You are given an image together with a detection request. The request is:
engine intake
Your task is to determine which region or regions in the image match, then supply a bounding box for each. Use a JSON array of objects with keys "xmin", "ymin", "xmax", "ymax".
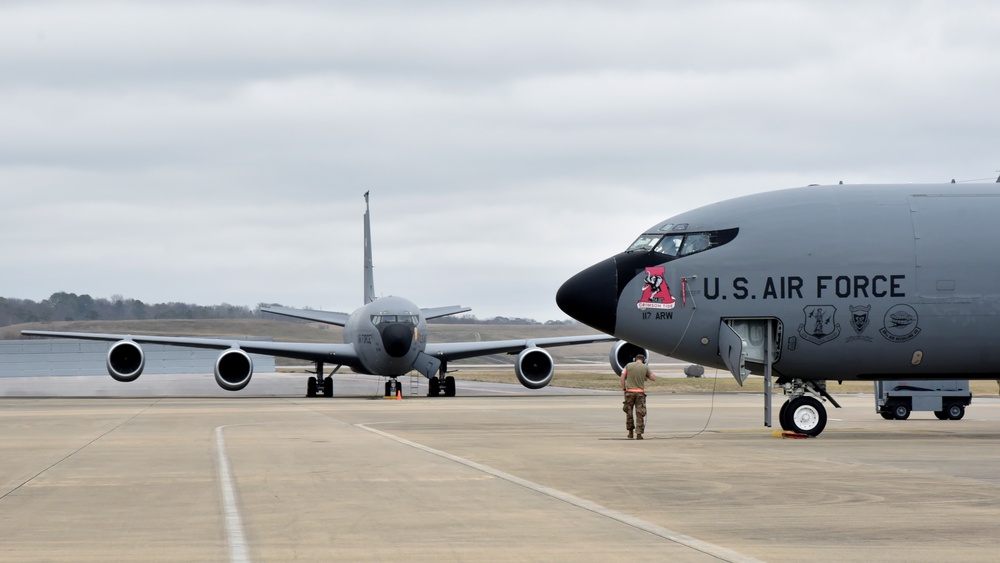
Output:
[
  {"xmin": 106, "ymin": 340, "xmax": 144, "ymax": 382},
  {"xmin": 610, "ymin": 341, "xmax": 648, "ymax": 376},
  {"xmin": 515, "ymin": 347, "xmax": 554, "ymax": 389},
  {"xmin": 214, "ymin": 348, "xmax": 253, "ymax": 391}
]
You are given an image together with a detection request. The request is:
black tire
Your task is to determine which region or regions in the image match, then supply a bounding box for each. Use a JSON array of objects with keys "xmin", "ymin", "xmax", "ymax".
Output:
[
  {"xmin": 444, "ymin": 376, "xmax": 457, "ymax": 397},
  {"xmin": 307, "ymin": 376, "xmax": 317, "ymax": 397},
  {"xmin": 778, "ymin": 401, "xmax": 791, "ymax": 430},
  {"xmin": 323, "ymin": 380, "xmax": 333, "ymax": 397},
  {"xmin": 785, "ymin": 396, "xmax": 827, "ymax": 436},
  {"xmin": 945, "ymin": 403, "xmax": 965, "ymax": 420},
  {"xmin": 881, "ymin": 412, "xmax": 896, "ymax": 420},
  {"xmin": 428, "ymin": 377, "xmax": 440, "ymax": 397},
  {"xmin": 892, "ymin": 402, "xmax": 910, "ymax": 420},
  {"xmin": 933, "ymin": 410, "xmax": 948, "ymax": 420}
]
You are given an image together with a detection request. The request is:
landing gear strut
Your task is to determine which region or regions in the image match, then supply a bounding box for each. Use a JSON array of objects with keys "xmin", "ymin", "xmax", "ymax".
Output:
[
  {"xmin": 427, "ymin": 362, "xmax": 456, "ymax": 397},
  {"xmin": 777, "ymin": 379, "xmax": 840, "ymax": 436},
  {"xmin": 306, "ymin": 361, "xmax": 335, "ymax": 398}
]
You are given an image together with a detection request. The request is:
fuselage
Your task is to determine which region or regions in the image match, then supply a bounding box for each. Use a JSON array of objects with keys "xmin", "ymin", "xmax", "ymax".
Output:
[
  {"xmin": 344, "ymin": 295, "xmax": 427, "ymax": 376},
  {"xmin": 557, "ymin": 183, "xmax": 1000, "ymax": 381}
]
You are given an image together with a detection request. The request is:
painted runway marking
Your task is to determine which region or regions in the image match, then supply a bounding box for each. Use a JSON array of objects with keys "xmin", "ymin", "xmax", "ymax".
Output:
[
  {"xmin": 215, "ymin": 426, "xmax": 251, "ymax": 563},
  {"xmin": 356, "ymin": 423, "xmax": 762, "ymax": 563}
]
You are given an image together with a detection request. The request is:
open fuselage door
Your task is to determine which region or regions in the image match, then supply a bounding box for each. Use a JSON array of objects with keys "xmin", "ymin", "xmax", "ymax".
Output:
[
  {"xmin": 719, "ymin": 322, "xmax": 750, "ymax": 385},
  {"xmin": 720, "ymin": 319, "xmax": 782, "ymax": 427}
]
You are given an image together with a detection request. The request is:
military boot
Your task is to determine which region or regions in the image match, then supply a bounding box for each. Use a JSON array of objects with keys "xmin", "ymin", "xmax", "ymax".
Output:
[{"xmin": 627, "ymin": 430, "xmax": 634, "ymax": 439}]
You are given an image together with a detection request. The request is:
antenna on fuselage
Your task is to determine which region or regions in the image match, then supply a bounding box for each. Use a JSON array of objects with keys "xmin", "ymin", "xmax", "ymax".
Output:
[{"xmin": 364, "ymin": 191, "xmax": 376, "ymax": 304}]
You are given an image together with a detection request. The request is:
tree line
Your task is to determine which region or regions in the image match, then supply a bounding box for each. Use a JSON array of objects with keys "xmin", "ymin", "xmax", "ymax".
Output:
[{"xmin": 0, "ymin": 293, "xmax": 569, "ymax": 328}]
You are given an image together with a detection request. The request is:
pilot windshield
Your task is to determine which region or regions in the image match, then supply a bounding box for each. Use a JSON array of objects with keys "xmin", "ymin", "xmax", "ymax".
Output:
[
  {"xmin": 626, "ymin": 234, "xmax": 662, "ymax": 253},
  {"xmin": 371, "ymin": 314, "xmax": 418, "ymax": 325},
  {"xmin": 654, "ymin": 234, "xmax": 683, "ymax": 256},
  {"xmin": 624, "ymin": 229, "xmax": 737, "ymax": 257},
  {"xmin": 624, "ymin": 233, "xmax": 683, "ymax": 257}
]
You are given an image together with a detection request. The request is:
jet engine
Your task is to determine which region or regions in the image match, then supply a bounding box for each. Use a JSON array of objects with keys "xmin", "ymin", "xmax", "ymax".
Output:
[
  {"xmin": 515, "ymin": 347, "xmax": 554, "ymax": 389},
  {"xmin": 214, "ymin": 348, "xmax": 253, "ymax": 391},
  {"xmin": 106, "ymin": 340, "xmax": 145, "ymax": 382},
  {"xmin": 610, "ymin": 341, "xmax": 648, "ymax": 376}
]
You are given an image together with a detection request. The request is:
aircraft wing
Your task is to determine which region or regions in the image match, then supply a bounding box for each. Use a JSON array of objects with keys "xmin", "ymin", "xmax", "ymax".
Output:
[
  {"xmin": 424, "ymin": 334, "xmax": 616, "ymax": 362},
  {"xmin": 260, "ymin": 306, "xmax": 351, "ymax": 327},
  {"xmin": 421, "ymin": 305, "xmax": 472, "ymax": 320},
  {"xmin": 20, "ymin": 330, "xmax": 361, "ymax": 366}
]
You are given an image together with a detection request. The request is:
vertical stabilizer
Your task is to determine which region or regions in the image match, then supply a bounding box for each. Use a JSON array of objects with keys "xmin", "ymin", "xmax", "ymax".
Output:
[{"xmin": 363, "ymin": 191, "xmax": 376, "ymax": 303}]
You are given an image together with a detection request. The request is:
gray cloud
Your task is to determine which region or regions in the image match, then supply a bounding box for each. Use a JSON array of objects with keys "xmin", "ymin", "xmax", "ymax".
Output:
[{"xmin": 3, "ymin": 1, "xmax": 999, "ymax": 320}]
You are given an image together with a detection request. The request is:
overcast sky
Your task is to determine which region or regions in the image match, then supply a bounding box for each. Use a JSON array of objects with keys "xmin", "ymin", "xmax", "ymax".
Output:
[{"xmin": 3, "ymin": 1, "xmax": 999, "ymax": 321}]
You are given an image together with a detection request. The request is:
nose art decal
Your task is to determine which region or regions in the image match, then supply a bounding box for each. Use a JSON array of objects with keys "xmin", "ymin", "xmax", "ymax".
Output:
[{"xmin": 637, "ymin": 266, "xmax": 675, "ymax": 310}]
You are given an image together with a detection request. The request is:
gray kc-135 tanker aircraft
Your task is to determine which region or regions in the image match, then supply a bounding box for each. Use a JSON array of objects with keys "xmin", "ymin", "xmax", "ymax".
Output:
[
  {"xmin": 557, "ymin": 181, "xmax": 1000, "ymax": 437},
  {"xmin": 24, "ymin": 193, "xmax": 630, "ymax": 397}
]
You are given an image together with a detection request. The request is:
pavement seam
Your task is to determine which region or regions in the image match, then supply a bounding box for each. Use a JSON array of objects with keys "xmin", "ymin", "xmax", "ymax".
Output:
[
  {"xmin": 356, "ymin": 423, "xmax": 764, "ymax": 563},
  {"xmin": 0, "ymin": 398, "xmax": 162, "ymax": 503}
]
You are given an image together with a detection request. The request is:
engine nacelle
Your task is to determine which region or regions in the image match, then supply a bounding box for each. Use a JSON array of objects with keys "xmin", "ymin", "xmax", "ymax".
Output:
[
  {"xmin": 515, "ymin": 347, "xmax": 554, "ymax": 389},
  {"xmin": 106, "ymin": 340, "xmax": 145, "ymax": 382},
  {"xmin": 214, "ymin": 348, "xmax": 253, "ymax": 391},
  {"xmin": 610, "ymin": 341, "xmax": 649, "ymax": 376}
]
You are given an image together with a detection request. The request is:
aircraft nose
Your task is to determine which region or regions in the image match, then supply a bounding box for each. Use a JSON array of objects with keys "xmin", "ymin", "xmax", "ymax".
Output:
[
  {"xmin": 380, "ymin": 323, "xmax": 413, "ymax": 358},
  {"xmin": 556, "ymin": 256, "xmax": 619, "ymax": 335}
]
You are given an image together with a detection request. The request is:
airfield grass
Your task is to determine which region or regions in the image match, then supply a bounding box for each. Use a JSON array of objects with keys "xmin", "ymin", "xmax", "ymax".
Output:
[{"xmin": 9, "ymin": 319, "xmax": 1000, "ymax": 396}]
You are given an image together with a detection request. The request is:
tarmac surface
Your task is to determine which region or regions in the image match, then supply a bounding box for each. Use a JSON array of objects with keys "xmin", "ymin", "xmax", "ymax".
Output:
[{"xmin": 4, "ymin": 374, "xmax": 1000, "ymax": 562}]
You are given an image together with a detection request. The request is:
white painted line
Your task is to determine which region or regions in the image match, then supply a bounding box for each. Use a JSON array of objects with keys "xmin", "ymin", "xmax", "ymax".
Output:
[
  {"xmin": 215, "ymin": 426, "xmax": 251, "ymax": 563},
  {"xmin": 356, "ymin": 424, "xmax": 762, "ymax": 563}
]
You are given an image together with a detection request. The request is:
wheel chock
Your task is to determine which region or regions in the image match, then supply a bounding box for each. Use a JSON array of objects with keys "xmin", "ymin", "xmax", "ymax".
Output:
[{"xmin": 772, "ymin": 429, "xmax": 811, "ymax": 439}]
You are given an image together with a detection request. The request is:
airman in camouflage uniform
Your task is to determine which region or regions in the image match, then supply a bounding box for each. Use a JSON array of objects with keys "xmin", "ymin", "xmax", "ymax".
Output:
[{"xmin": 621, "ymin": 353, "xmax": 656, "ymax": 439}]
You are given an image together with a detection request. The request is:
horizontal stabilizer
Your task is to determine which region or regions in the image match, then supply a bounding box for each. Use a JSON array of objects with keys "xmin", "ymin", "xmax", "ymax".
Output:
[
  {"xmin": 262, "ymin": 306, "xmax": 350, "ymax": 327},
  {"xmin": 421, "ymin": 305, "xmax": 472, "ymax": 320}
]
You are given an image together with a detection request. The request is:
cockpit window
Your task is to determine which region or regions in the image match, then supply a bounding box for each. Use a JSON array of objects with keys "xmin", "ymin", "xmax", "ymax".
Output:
[
  {"xmin": 625, "ymin": 228, "xmax": 739, "ymax": 257},
  {"xmin": 680, "ymin": 233, "xmax": 711, "ymax": 254},
  {"xmin": 625, "ymin": 234, "xmax": 662, "ymax": 253},
  {"xmin": 371, "ymin": 314, "xmax": 418, "ymax": 325},
  {"xmin": 654, "ymin": 234, "xmax": 683, "ymax": 257}
]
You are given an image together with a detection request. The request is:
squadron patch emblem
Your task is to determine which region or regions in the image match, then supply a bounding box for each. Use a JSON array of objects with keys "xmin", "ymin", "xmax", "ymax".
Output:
[
  {"xmin": 797, "ymin": 305, "xmax": 841, "ymax": 345},
  {"xmin": 880, "ymin": 304, "xmax": 921, "ymax": 343},
  {"xmin": 637, "ymin": 266, "xmax": 675, "ymax": 310},
  {"xmin": 846, "ymin": 304, "xmax": 872, "ymax": 343}
]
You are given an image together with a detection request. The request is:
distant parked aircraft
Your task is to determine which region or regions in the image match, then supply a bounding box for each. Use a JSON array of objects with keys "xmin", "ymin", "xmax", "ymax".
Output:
[{"xmin": 26, "ymin": 193, "xmax": 628, "ymax": 397}]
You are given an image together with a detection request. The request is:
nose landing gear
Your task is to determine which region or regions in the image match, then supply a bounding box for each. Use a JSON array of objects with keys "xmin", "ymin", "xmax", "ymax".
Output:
[{"xmin": 777, "ymin": 379, "xmax": 839, "ymax": 436}]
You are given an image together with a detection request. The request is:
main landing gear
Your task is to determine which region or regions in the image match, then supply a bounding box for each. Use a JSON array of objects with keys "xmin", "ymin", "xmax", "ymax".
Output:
[
  {"xmin": 306, "ymin": 361, "xmax": 336, "ymax": 398},
  {"xmin": 427, "ymin": 362, "xmax": 456, "ymax": 397},
  {"xmin": 427, "ymin": 375, "xmax": 456, "ymax": 397},
  {"xmin": 776, "ymin": 379, "xmax": 840, "ymax": 437}
]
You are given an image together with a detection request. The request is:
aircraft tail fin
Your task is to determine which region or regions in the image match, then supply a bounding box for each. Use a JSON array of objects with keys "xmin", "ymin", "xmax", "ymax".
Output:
[{"xmin": 364, "ymin": 191, "xmax": 376, "ymax": 304}]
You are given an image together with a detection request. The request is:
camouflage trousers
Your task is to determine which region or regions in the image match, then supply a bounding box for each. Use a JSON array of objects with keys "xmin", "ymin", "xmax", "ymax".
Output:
[{"xmin": 623, "ymin": 392, "xmax": 647, "ymax": 433}]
